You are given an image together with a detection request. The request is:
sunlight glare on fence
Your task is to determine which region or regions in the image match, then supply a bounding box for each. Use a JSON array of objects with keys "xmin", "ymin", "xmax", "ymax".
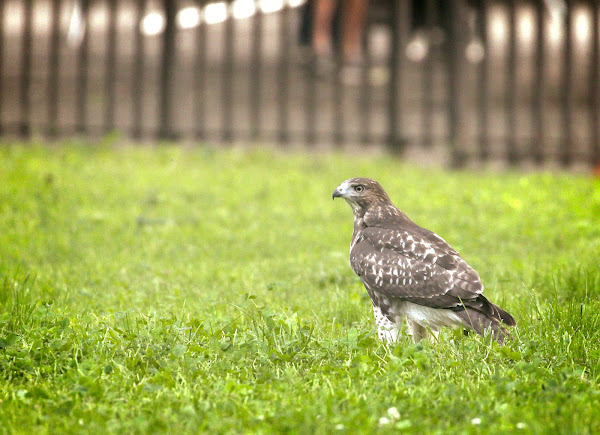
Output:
[
  {"xmin": 232, "ymin": 0, "xmax": 257, "ymax": 20},
  {"xmin": 574, "ymin": 8, "xmax": 591, "ymax": 44},
  {"xmin": 548, "ymin": 10, "xmax": 563, "ymax": 44},
  {"xmin": 490, "ymin": 5, "xmax": 507, "ymax": 47},
  {"xmin": 258, "ymin": 0, "xmax": 284, "ymax": 14},
  {"xmin": 141, "ymin": 11, "xmax": 164, "ymax": 36},
  {"xmin": 177, "ymin": 6, "xmax": 201, "ymax": 29},
  {"xmin": 204, "ymin": 2, "xmax": 228, "ymax": 25},
  {"xmin": 518, "ymin": 7, "xmax": 534, "ymax": 45}
]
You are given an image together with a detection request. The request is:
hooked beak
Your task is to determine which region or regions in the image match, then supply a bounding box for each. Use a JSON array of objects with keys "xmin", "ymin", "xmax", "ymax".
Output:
[{"xmin": 332, "ymin": 188, "xmax": 343, "ymax": 200}]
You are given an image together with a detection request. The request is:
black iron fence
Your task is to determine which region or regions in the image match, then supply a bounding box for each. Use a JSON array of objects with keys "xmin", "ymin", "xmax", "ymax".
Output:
[{"xmin": 0, "ymin": 0, "xmax": 598, "ymax": 167}]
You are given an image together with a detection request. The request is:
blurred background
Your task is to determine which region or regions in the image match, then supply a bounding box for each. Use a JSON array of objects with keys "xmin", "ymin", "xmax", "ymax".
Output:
[{"xmin": 0, "ymin": 0, "xmax": 598, "ymax": 167}]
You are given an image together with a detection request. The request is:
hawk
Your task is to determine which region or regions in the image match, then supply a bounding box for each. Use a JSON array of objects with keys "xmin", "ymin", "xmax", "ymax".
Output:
[{"xmin": 332, "ymin": 177, "xmax": 515, "ymax": 343}]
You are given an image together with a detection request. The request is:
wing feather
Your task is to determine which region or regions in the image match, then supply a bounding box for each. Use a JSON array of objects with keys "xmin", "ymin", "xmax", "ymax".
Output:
[{"xmin": 350, "ymin": 225, "xmax": 484, "ymax": 310}]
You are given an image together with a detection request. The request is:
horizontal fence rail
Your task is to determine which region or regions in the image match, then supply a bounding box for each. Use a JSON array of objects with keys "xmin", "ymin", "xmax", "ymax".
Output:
[{"xmin": 0, "ymin": 0, "xmax": 598, "ymax": 167}]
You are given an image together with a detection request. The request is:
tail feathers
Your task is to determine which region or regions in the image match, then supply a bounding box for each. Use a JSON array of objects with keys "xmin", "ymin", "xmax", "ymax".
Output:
[
  {"xmin": 492, "ymin": 303, "xmax": 516, "ymax": 327},
  {"xmin": 455, "ymin": 308, "xmax": 512, "ymax": 344},
  {"xmin": 464, "ymin": 295, "xmax": 516, "ymax": 328}
]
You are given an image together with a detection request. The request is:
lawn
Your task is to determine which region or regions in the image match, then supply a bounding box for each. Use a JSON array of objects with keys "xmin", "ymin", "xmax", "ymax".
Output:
[{"xmin": 1, "ymin": 142, "xmax": 600, "ymax": 433}]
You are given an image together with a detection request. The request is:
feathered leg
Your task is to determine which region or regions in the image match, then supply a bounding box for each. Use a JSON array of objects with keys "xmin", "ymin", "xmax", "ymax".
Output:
[
  {"xmin": 406, "ymin": 318, "xmax": 429, "ymax": 342},
  {"xmin": 373, "ymin": 304, "xmax": 400, "ymax": 342}
]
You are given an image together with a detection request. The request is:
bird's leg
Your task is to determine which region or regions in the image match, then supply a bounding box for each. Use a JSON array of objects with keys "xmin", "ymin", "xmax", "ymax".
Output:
[
  {"xmin": 427, "ymin": 328, "xmax": 440, "ymax": 342},
  {"xmin": 406, "ymin": 319, "xmax": 429, "ymax": 343},
  {"xmin": 373, "ymin": 304, "xmax": 400, "ymax": 343},
  {"xmin": 378, "ymin": 325, "xmax": 399, "ymax": 343}
]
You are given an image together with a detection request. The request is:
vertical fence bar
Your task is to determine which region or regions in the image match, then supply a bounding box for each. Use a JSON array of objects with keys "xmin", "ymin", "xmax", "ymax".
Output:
[
  {"xmin": 359, "ymin": 25, "xmax": 370, "ymax": 144},
  {"xmin": 76, "ymin": 0, "xmax": 90, "ymax": 133},
  {"xmin": 0, "ymin": 1, "xmax": 5, "ymax": 134},
  {"xmin": 132, "ymin": 0, "xmax": 145, "ymax": 139},
  {"xmin": 560, "ymin": 4, "xmax": 572, "ymax": 166},
  {"xmin": 159, "ymin": 0, "xmax": 176, "ymax": 139},
  {"xmin": 421, "ymin": 0, "xmax": 435, "ymax": 148},
  {"xmin": 303, "ymin": 2, "xmax": 317, "ymax": 146},
  {"xmin": 505, "ymin": 0, "xmax": 517, "ymax": 164},
  {"xmin": 278, "ymin": 4, "xmax": 290, "ymax": 144},
  {"xmin": 249, "ymin": 5, "xmax": 262, "ymax": 141},
  {"xmin": 532, "ymin": 0, "xmax": 545, "ymax": 164},
  {"xmin": 304, "ymin": 59, "xmax": 316, "ymax": 146},
  {"xmin": 194, "ymin": 0, "xmax": 207, "ymax": 139},
  {"xmin": 104, "ymin": 0, "xmax": 118, "ymax": 132},
  {"xmin": 20, "ymin": 0, "xmax": 33, "ymax": 136},
  {"xmin": 221, "ymin": 6, "xmax": 234, "ymax": 142},
  {"xmin": 332, "ymin": 18, "xmax": 343, "ymax": 147},
  {"xmin": 590, "ymin": 1, "xmax": 599, "ymax": 164},
  {"xmin": 387, "ymin": 0, "xmax": 402, "ymax": 152},
  {"xmin": 477, "ymin": 0, "xmax": 489, "ymax": 161},
  {"xmin": 332, "ymin": 66, "xmax": 343, "ymax": 146},
  {"xmin": 48, "ymin": 0, "xmax": 61, "ymax": 136},
  {"xmin": 446, "ymin": 0, "xmax": 465, "ymax": 166},
  {"xmin": 396, "ymin": 0, "xmax": 409, "ymax": 151}
]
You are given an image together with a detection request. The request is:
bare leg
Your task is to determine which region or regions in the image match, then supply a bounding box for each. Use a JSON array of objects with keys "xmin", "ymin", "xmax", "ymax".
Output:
[
  {"xmin": 312, "ymin": 0, "xmax": 338, "ymax": 56},
  {"xmin": 341, "ymin": 0, "xmax": 369, "ymax": 62}
]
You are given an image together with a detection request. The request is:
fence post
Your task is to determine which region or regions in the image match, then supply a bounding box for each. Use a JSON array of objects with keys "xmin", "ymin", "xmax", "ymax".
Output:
[
  {"xmin": 532, "ymin": 0, "xmax": 545, "ymax": 164},
  {"xmin": 278, "ymin": 4, "xmax": 291, "ymax": 144},
  {"xmin": 387, "ymin": 0, "xmax": 402, "ymax": 153},
  {"xmin": 250, "ymin": 6, "xmax": 262, "ymax": 142},
  {"xmin": 422, "ymin": 0, "xmax": 436, "ymax": 148},
  {"xmin": 506, "ymin": 0, "xmax": 518, "ymax": 164},
  {"xmin": 76, "ymin": 0, "xmax": 89, "ymax": 134},
  {"xmin": 560, "ymin": 3, "xmax": 572, "ymax": 166},
  {"xmin": 222, "ymin": 6, "xmax": 234, "ymax": 143},
  {"xmin": 158, "ymin": 0, "xmax": 177, "ymax": 139},
  {"xmin": 104, "ymin": 0, "xmax": 118, "ymax": 132},
  {"xmin": 48, "ymin": 0, "xmax": 61, "ymax": 137},
  {"xmin": 0, "ymin": 1, "xmax": 5, "ymax": 135},
  {"xmin": 446, "ymin": 0, "xmax": 466, "ymax": 167},
  {"xmin": 20, "ymin": 0, "xmax": 33, "ymax": 136},
  {"xmin": 477, "ymin": 0, "xmax": 490, "ymax": 162},
  {"xmin": 590, "ymin": 0, "xmax": 599, "ymax": 165},
  {"xmin": 304, "ymin": 6, "xmax": 316, "ymax": 147},
  {"xmin": 359, "ymin": 16, "xmax": 371, "ymax": 145},
  {"xmin": 194, "ymin": 0, "xmax": 207, "ymax": 140},
  {"xmin": 132, "ymin": 0, "xmax": 145, "ymax": 139},
  {"xmin": 333, "ymin": 50, "xmax": 343, "ymax": 147}
]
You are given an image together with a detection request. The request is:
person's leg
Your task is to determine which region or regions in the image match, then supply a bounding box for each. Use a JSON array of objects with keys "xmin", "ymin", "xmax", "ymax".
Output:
[
  {"xmin": 313, "ymin": 0, "xmax": 338, "ymax": 56},
  {"xmin": 341, "ymin": 0, "xmax": 369, "ymax": 62}
]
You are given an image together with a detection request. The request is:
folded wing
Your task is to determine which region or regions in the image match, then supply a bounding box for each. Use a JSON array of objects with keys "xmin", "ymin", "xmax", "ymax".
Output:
[{"xmin": 350, "ymin": 225, "xmax": 490, "ymax": 314}]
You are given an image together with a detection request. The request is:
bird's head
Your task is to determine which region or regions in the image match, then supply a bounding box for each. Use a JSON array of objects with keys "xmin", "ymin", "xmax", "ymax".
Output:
[{"xmin": 332, "ymin": 178, "xmax": 391, "ymax": 213}]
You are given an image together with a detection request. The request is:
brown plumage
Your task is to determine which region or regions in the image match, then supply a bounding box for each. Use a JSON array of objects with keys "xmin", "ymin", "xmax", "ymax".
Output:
[{"xmin": 333, "ymin": 177, "xmax": 515, "ymax": 343}]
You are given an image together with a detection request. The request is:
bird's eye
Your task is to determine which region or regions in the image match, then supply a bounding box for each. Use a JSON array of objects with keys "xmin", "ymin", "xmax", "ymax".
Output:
[{"xmin": 354, "ymin": 185, "xmax": 364, "ymax": 193}]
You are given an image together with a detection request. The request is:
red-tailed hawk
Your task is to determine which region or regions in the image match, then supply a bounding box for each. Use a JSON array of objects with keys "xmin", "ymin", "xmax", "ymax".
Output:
[{"xmin": 332, "ymin": 177, "xmax": 515, "ymax": 343}]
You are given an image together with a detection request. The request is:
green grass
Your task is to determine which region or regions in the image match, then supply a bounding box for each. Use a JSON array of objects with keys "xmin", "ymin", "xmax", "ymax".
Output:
[{"xmin": 1, "ymin": 142, "xmax": 600, "ymax": 433}]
